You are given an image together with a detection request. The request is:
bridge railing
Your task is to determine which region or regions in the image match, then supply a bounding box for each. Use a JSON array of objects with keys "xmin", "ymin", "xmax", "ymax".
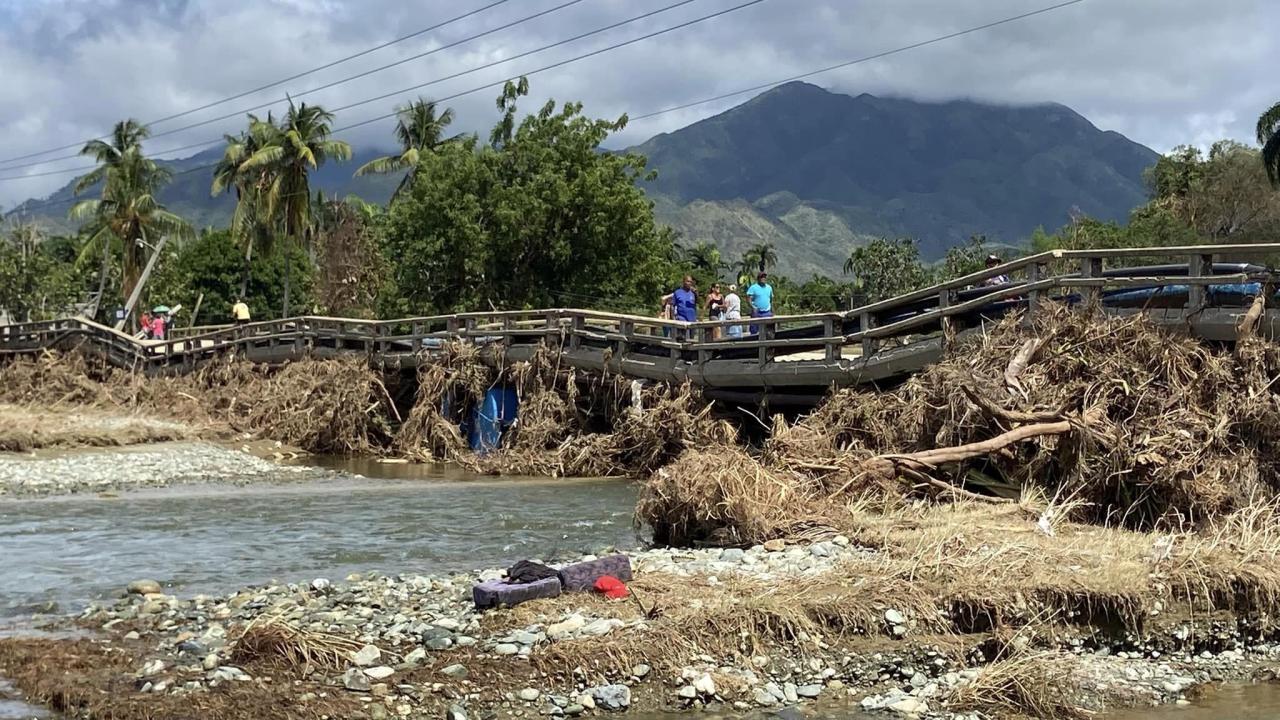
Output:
[{"xmin": 4, "ymin": 243, "xmax": 1280, "ymax": 372}]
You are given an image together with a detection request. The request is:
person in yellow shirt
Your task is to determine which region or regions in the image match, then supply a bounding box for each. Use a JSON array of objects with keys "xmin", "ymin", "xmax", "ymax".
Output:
[{"xmin": 231, "ymin": 298, "xmax": 251, "ymax": 327}]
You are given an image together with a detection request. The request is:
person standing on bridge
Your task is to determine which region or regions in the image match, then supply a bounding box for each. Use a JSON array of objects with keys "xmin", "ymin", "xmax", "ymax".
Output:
[
  {"xmin": 232, "ymin": 297, "xmax": 251, "ymax": 328},
  {"xmin": 662, "ymin": 275, "xmax": 699, "ymax": 323},
  {"xmin": 746, "ymin": 271, "xmax": 774, "ymax": 336},
  {"xmin": 724, "ymin": 284, "xmax": 743, "ymax": 339}
]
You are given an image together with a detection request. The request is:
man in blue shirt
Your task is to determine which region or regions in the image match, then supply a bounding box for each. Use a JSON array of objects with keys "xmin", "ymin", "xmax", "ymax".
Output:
[
  {"xmin": 663, "ymin": 275, "xmax": 698, "ymax": 322},
  {"xmin": 746, "ymin": 272, "xmax": 774, "ymax": 335}
]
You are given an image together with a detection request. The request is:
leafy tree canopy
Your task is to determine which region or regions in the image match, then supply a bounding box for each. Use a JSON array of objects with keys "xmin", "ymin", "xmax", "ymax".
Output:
[{"xmin": 381, "ymin": 80, "xmax": 676, "ymax": 315}]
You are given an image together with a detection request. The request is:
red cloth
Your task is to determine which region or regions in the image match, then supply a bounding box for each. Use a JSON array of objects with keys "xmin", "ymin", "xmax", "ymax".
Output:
[{"xmin": 593, "ymin": 575, "xmax": 629, "ymax": 600}]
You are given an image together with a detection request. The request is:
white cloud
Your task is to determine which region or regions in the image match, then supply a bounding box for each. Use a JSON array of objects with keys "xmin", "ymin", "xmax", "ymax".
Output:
[{"xmin": 1, "ymin": 0, "xmax": 1277, "ymax": 209}]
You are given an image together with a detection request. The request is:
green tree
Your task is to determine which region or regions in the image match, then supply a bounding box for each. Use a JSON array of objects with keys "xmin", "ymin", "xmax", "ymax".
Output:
[
  {"xmin": 739, "ymin": 242, "xmax": 778, "ymax": 280},
  {"xmin": 211, "ymin": 115, "xmax": 278, "ymax": 297},
  {"xmin": 150, "ymin": 229, "xmax": 311, "ymax": 325},
  {"xmin": 355, "ymin": 99, "xmax": 459, "ymax": 204},
  {"xmin": 69, "ymin": 119, "xmax": 193, "ymax": 306},
  {"xmin": 1259, "ymin": 101, "xmax": 1280, "ymax": 188},
  {"xmin": 1147, "ymin": 141, "xmax": 1280, "ymax": 243},
  {"xmin": 842, "ymin": 237, "xmax": 930, "ymax": 303},
  {"xmin": 0, "ymin": 225, "xmax": 80, "ymax": 322},
  {"xmin": 939, "ymin": 234, "xmax": 994, "ymax": 281},
  {"xmin": 239, "ymin": 101, "xmax": 352, "ymax": 315},
  {"xmin": 381, "ymin": 79, "xmax": 675, "ymax": 315}
]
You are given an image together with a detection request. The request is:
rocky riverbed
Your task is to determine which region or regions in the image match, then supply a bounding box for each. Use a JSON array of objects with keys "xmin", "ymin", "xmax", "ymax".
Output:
[
  {"xmin": 5, "ymin": 539, "xmax": 1276, "ymax": 720},
  {"xmin": 0, "ymin": 441, "xmax": 318, "ymax": 498}
]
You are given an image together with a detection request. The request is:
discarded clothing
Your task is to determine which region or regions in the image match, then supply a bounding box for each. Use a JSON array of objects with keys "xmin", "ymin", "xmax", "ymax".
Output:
[
  {"xmin": 558, "ymin": 554, "xmax": 633, "ymax": 592},
  {"xmin": 507, "ymin": 560, "xmax": 559, "ymax": 584},
  {"xmin": 472, "ymin": 576, "xmax": 562, "ymax": 610},
  {"xmin": 594, "ymin": 575, "xmax": 629, "ymax": 600}
]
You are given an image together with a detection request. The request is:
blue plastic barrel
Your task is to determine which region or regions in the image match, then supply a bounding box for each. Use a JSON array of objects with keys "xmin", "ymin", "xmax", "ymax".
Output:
[{"xmin": 468, "ymin": 386, "xmax": 519, "ymax": 454}]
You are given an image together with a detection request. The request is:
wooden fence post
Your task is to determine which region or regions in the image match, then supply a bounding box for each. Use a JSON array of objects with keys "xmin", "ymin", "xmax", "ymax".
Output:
[
  {"xmin": 823, "ymin": 317, "xmax": 841, "ymax": 362},
  {"xmin": 1027, "ymin": 262, "xmax": 1044, "ymax": 322},
  {"xmin": 860, "ymin": 312, "xmax": 878, "ymax": 359},
  {"xmin": 1188, "ymin": 253, "xmax": 1213, "ymax": 311},
  {"xmin": 1080, "ymin": 256, "xmax": 1103, "ymax": 307}
]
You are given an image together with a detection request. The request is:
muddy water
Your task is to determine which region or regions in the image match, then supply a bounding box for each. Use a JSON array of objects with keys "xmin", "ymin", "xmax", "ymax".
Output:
[
  {"xmin": 0, "ymin": 458, "xmax": 640, "ymax": 621},
  {"xmin": 1108, "ymin": 683, "xmax": 1280, "ymax": 719}
]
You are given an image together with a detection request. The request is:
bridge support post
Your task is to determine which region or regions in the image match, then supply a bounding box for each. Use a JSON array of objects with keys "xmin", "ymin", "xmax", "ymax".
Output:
[
  {"xmin": 412, "ymin": 323, "xmax": 423, "ymax": 353},
  {"xmin": 823, "ymin": 317, "xmax": 841, "ymax": 362},
  {"xmin": 938, "ymin": 290, "xmax": 953, "ymax": 351},
  {"xmin": 697, "ymin": 326, "xmax": 713, "ymax": 365},
  {"xmin": 568, "ymin": 315, "xmax": 585, "ymax": 351},
  {"xmin": 1027, "ymin": 261, "xmax": 1044, "ymax": 323},
  {"xmin": 758, "ymin": 322, "xmax": 775, "ymax": 365},
  {"xmin": 1188, "ymin": 253, "xmax": 1213, "ymax": 312},
  {"xmin": 1080, "ymin": 257, "xmax": 1103, "ymax": 307},
  {"xmin": 544, "ymin": 311, "xmax": 560, "ymax": 348},
  {"xmin": 617, "ymin": 320, "xmax": 633, "ymax": 367},
  {"xmin": 860, "ymin": 312, "xmax": 879, "ymax": 359}
]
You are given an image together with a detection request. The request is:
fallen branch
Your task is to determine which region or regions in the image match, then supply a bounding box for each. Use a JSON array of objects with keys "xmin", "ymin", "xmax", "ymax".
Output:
[
  {"xmin": 1004, "ymin": 337, "xmax": 1045, "ymax": 397},
  {"xmin": 1237, "ymin": 283, "xmax": 1272, "ymax": 344},
  {"xmin": 962, "ymin": 385, "xmax": 1066, "ymax": 425}
]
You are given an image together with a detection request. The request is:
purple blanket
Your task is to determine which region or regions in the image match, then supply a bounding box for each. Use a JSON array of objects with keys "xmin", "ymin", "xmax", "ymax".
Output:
[{"xmin": 472, "ymin": 576, "xmax": 562, "ymax": 610}]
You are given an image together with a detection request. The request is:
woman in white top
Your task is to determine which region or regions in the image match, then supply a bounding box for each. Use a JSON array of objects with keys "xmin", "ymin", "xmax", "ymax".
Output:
[{"xmin": 724, "ymin": 285, "xmax": 743, "ymax": 339}]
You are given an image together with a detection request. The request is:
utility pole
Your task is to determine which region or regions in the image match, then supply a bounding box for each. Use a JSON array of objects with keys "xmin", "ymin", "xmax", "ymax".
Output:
[{"xmin": 115, "ymin": 235, "xmax": 168, "ymax": 331}]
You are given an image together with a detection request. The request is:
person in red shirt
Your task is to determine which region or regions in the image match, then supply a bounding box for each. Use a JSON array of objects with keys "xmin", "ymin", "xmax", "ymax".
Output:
[{"xmin": 152, "ymin": 313, "xmax": 167, "ymax": 341}]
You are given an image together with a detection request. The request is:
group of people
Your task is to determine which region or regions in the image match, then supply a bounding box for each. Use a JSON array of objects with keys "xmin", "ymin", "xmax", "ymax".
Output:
[
  {"xmin": 137, "ymin": 308, "xmax": 175, "ymax": 340},
  {"xmin": 660, "ymin": 271, "xmax": 775, "ymax": 338}
]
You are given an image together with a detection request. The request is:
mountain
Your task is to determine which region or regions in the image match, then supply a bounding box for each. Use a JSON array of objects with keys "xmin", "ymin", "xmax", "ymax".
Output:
[
  {"xmin": 629, "ymin": 81, "xmax": 1160, "ymax": 277},
  {"xmin": 9, "ymin": 146, "xmax": 403, "ymax": 234}
]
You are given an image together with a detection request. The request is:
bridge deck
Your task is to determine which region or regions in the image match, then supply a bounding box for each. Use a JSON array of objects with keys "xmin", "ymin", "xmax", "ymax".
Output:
[{"xmin": 3, "ymin": 244, "xmax": 1279, "ymax": 401}]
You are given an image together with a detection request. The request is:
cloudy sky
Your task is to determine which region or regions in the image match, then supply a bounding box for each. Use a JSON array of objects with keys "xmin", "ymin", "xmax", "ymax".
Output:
[{"xmin": 0, "ymin": 0, "xmax": 1275, "ymax": 209}]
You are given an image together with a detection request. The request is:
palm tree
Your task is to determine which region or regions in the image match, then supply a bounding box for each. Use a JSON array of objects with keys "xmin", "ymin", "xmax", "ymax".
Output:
[
  {"xmin": 684, "ymin": 241, "xmax": 725, "ymax": 277},
  {"xmin": 1258, "ymin": 101, "xmax": 1280, "ymax": 187},
  {"xmin": 240, "ymin": 101, "xmax": 352, "ymax": 315},
  {"xmin": 355, "ymin": 98, "xmax": 457, "ymax": 203},
  {"xmin": 69, "ymin": 119, "xmax": 193, "ymax": 308},
  {"xmin": 739, "ymin": 242, "xmax": 778, "ymax": 280},
  {"xmin": 211, "ymin": 114, "xmax": 277, "ymax": 297}
]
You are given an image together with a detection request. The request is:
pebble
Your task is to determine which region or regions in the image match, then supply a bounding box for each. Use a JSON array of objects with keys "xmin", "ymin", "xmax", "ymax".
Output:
[
  {"xmin": 365, "ymin": 666, "xmax": 395, "ymax": 680},
  {"xmin": 494, "ymin": 643, "xmax": 519, "ymax": 656},
  {"xmin": 446, "ymin": 704, "xmax": 468, "ymax": 720},
  {"xmin": 128, "ymin": 579, "xmax": 163, "ymax": 595},
  {"xmin": 588, "ymin": 685, "xmax": 630, "ymax": 710},
  {"xmin": 342, "ymin": 668, "xmax": 371, "ymax": 692},
  {"xmin": 631, "ymin": 663, "xmax": 651, "ymax": 679},
  {"xmin": 796, "ymin": 684, "xmax": 822, "ymax": 698},
  {"xmin": 352, "ymin": 644, "xmax": 381, "ymax": 666},
  {"xmin": 519, "ymin": 689, "xmax": 541, "ymax": 702},
  {"xmin": 441, "ymin": 664, "xmax": 469, "ymax": 679}
]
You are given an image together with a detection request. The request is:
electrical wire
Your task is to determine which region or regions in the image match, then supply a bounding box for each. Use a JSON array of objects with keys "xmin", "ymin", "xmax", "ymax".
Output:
[{"xmin": 0, "ymin": 0, "xmax": 519, "ymax": 167}]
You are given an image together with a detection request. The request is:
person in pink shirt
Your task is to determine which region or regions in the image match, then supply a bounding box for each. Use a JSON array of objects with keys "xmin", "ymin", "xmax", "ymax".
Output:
[{"xmin": 151, "ymin": 313, "xmax": 167, "ymax": 341}]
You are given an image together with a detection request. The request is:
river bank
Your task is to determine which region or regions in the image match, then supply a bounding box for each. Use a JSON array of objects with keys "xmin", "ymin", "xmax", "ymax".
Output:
[
  {"xmin": 6, "ymin": 494, "xmax": 1280, "ymax": 720},
  {"xmin": 2, "ymin": 538, "xmax": 1280, "ymax": 717}
]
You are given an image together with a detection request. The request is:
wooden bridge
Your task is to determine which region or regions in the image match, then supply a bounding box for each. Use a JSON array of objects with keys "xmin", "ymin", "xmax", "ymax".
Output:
[{"xmin": 3, "ymin": 244, "xmax": 1280, "ymax": 407}]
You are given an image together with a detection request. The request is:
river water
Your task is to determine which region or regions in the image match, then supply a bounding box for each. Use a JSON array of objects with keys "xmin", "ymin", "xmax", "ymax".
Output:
[
  {"xmin": 0, "ymin": 459, "xmax": 639, "ymax": 621},
  {"xmin": 2, "ymin": 451, "xmax": 1280, "ymax": 719}
]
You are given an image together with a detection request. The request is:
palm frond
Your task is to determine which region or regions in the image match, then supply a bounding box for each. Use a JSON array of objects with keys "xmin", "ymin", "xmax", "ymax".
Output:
[
  {"xmin": 354, "ymin": 155, "xmax": 408, "ymax": 176},
  {"xmin": 1257, "ymin": 102, "xmax": 1280, "ymax": 146}
]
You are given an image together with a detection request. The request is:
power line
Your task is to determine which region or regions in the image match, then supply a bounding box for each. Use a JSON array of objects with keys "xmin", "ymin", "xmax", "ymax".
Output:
[
  {"xmin": 4, "ymin": 0, "xmax": 1083, "ymax": 217},
  {"xmin": 0, "ymin": 0, "xmax": 594, "ymax": 173},
  {"xmin": 0, "ymin": 0, "xmax": 707, "ymax": 182},
  {"xmin": 3, "ymin": 0, "xmax": 768, "ymax": 215},
  {"xmin": 630, "ymin": 0, "xmax": 1088, "ymax": 122},
  {"xmin": 0, "ymin": 0, "xmax": 518, "ymax": 168}
]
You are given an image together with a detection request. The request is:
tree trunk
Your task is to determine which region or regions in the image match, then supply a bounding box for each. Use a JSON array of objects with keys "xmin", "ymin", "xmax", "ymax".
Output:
[
  {"xmin": 239, "ymin": 238, "xmax": 254, "ymax": 299},
  {"xmin": 282, "ymin": 241, "xmax": 292, "ymax": 318},
  {"xmin": 89, "ymin": 239, "xmax": 111, "ymax": 320}
]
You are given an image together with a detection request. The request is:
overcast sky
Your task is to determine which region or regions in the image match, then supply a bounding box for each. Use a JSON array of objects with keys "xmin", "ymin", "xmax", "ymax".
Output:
[{"xmin": 0, "ymin": 0, "xmax": 1275, "ymax": 209}]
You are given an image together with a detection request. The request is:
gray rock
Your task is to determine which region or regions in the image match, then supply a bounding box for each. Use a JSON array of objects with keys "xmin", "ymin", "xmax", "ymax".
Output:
[
  {"xmin": 754, "ymin": 688, "xmax": 778, "ymax": 706},
  {"xmin": 212, "ymin": 666, "xmax": 251, "ymax": 682},
  {"xmin": 441, "ymin": 664, "xmax": 469, "ymax": 679},
  {"xmin": 580, "ymin": 619, "xmax": 623, "ymax": 637},
  {"xmin": 719, "ymin": 548, "xmax": 746, "ymax": 563},
  {"xmin": 139, "ymin": 660, "xmax": 165, "ymax": 677},
  {"xmin": 128, "ymin": 579, "xmax": 162, "ymax": 595},
  {"xmin": 541, "ymin": 705, "xmax": 564, "ymax": 717},
  {"xmin": 494, "ymin": 643, "xmax": 520, "ymax": 656},
  {"xmin": 519, "ymin": 688, "xmax": 541, "ymax": 702},
  {"xmin": 421, "ymin": 626, "xmax": 453, "ymax": 642},
  {"xmin": 176, "ymin": 640, "xmax": 205, "ymax": 656},
  {"xmin": 909, "ymin": 672, "xmax": 928, "ymax": 688},
  {"xmin": 631, "ymin": 663, "xmax": 651, "ymax": 679},
  {"xmin": 809, "ymin": 543, "xmax": 830, "ymax": 557},
  {"xmin": 589, "ymin": 684, "xmax": 631, "ymax": 710},
  {"xmin": 365, "ymin": 666, "xmax": 395, "ymax": 680},
  {"xmin": 446, "ymin": 704, "xmax": 468, "ymax": 720},
  {"xmin": 342, "ymin": 667, "xmax": 371, "ymax": 692},
  {"xmin": 404, "ymin": 648, "xmax": 428, "ymax": 666},
  {"xmin": 888, "ymin": 697, "xmax": 927, "ymax": 715},
  {"xmin": 426, "ymin": 637, "xmax": 453, "ymax": 651},
  {"xmin": 310, "ymin": 578, "xmax": 332, "ymax": 594},
  {"xmin": 564, "ymin": 704, "xmax": 585, "ymax": 716},
  {"xmin": 796, "ymin": 683, "xmax": 822, "ymax": 699},
  {"xmin": 783, "ymin": 682, "xmax": 799, "ymax": 703},
  {"xmin": 202, "ymin": 653, "xmax": 219, "ymax": 671},
  {"xmin": 352, "ymin": 644, "xmax": 381, "ymax": 667},
  {"xmin": 765, "ymin": 682, "xmax": 786, "ymax": 702},
  {"xmin": 677, "ymin": 685, "xmax": 698, "ymax": 700},
  {"xmin": 884, "ymin": 609, "xmax": 906, "ymax": 625},
  {"xmin": 692, "ymin": 673, "xmax": 716, "ymax": 696}
]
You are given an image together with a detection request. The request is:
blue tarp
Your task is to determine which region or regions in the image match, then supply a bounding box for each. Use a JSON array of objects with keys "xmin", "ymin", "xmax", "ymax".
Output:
[{"xmin": 468, "ymin": 386, "xmax": 519, "ymax": 454}]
